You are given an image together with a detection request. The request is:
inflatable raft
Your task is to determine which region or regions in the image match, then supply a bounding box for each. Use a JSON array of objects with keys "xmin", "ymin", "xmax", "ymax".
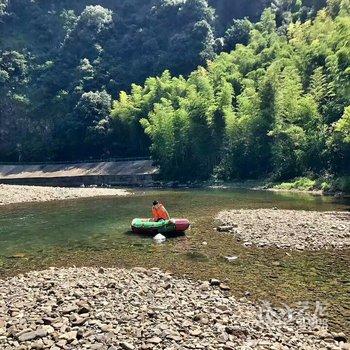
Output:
[{"xmin": 131, "ymin": 218, "xmax": 190, "ymax": 234}]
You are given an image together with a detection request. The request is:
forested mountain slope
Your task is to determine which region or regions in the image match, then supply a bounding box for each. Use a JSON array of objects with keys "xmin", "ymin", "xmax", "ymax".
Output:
[
  {"xmin": 1, "ymin": 0, "xmax": 327, "ymax": 163},
  {"xmin": 0, "ymin": 0, "xmax": 259, "ymax": 161},
  {"xmin": 111, "ymin": 1, "xmax": 350, "ymax": 181}
]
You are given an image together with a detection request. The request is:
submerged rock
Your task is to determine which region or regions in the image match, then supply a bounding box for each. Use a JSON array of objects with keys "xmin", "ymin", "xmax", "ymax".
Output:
[
  {"xmin": 224, "ymin": 256, "xmax": 238, "ymax": 262},
  {"xmin": 153, "ymin": 233, "xmax": 166, "ymax": 243},
  {"xmin": 7, "ymin": 253, "xmax": 26, "ymax": 259},
  {"xmin": 217, "ymin": 225, "xmax": 234, "ymax": 232}
]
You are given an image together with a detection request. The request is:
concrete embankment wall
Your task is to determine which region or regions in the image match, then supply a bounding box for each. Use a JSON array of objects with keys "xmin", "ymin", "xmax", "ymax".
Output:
[{"xmin": 0, "ymin": 160, "xmax": 158, "ymax": 186}]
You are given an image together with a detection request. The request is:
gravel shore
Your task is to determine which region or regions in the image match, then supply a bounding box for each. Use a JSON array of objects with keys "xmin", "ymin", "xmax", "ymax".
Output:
[
  {"xmin": 0, "ymin": 267, "xmax": 348, "ymax": 350},
  {"xmin": 216, "ymin": 209, "xmax": 350, "ymax": 250},
  {"xmin": 0, "ymin": 185, "xmax": 129, "ymax": 205}
]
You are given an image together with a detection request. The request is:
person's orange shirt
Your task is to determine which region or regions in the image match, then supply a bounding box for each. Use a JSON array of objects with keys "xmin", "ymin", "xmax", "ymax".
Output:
[{"xmin": 152, "ymin": 203, "xmax": 170, "ymax": 221}]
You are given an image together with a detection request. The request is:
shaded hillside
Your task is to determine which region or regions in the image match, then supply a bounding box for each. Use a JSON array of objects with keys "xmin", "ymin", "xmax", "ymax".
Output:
[{"xmin": 0, "ymin": 0, "xmax": 334, "ymax": 162}]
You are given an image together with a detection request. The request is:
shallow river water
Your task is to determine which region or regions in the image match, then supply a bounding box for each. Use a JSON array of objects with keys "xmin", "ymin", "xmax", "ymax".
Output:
[{"xmin": 0, "ymin": 188, "xmax": 349, "ymax": 334}]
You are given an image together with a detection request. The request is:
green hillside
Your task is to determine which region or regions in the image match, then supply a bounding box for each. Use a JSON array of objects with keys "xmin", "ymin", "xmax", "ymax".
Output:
[
  {"xmin": 0, "ymin": 0, "xmax": 349, "ymax": 184},
  {"xmin": 111, "ymin": 1, "xmax": 350, "ymax": 181}
]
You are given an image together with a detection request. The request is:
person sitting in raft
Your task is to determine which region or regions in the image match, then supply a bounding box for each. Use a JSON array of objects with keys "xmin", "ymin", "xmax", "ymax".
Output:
[{"xmin": 152, "ymin": 200, "xmax": 170, "ymax": 221}]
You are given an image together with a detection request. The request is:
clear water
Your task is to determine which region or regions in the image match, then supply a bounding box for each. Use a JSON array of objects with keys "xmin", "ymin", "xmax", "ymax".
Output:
[
  {"xmin": 0, "ymin": 188, "xmax": 349, "ymax": 333},
  {"xmin": 0, "ymin": 188, "xmax": 348, "ymax": 257}
]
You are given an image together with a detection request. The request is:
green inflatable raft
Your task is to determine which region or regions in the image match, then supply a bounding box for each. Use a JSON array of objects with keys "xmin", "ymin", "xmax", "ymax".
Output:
[{"xmin": 131, "ymin": 218, "xmax": 190, "ymax": 234}]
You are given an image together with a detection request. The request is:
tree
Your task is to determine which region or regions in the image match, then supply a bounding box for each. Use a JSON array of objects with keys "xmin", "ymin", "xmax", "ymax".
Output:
[
  {"xmin": 224, "ymin": 18, "xmax": 253, "ymax": 50},
  {"xmin": 0, "ymin": 0, "xmax": 8, "ymax": 22},
  {"xmin": 53, "ymin": 90, "xmax": 112, "ymax": 160},
  {"xmin": 62, "ymin": 5, "xmax": 113, "ymax": 60},
  {"xmin": 331, "ymin": 106, "xmax": 350, "ymax": 173},
  {"xmin": 110, "ymin": 3, "xmax": 350, "ymax": 181},
  {"xmin": 222, "ymin": 82, "xmax": 270, "ymax": 178},
  {"xmin": 0, "ymin": 51, "xmax": 30, "ymax": 160},
  {"xmin": 269, "ymin": 67, "xmax": 309, "ymax": 178},
  {"xmin": 335, "ymin": 106, "xmax": 350, "ymax": 143},
  {"xmin": 1, "ymin": 0, "xmax": 348, "ymax": 183}
]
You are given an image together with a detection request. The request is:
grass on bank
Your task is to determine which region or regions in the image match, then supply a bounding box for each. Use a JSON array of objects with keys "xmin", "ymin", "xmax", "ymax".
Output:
[
  {"xmin": 273, "ymin": 176, "xmax": 350, "ymax": 194},
  {"xmin": 207, "ymin": 176, "xmax": 350, "ymax": 194}
]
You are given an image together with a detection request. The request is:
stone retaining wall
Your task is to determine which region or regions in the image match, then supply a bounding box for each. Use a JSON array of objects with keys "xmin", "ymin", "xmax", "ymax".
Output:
[{"xmin": 0, "ymin": 160, "xmax": 158, "ymax": 187}]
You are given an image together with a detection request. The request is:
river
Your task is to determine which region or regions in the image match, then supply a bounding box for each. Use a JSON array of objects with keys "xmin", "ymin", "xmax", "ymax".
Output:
[{"xmin": 0, "ymin": 188, "xmax": 349, "ymax": 334}]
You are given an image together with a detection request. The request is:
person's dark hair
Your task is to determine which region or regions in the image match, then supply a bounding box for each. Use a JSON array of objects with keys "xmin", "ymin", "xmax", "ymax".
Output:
[{"xmin": 153, "ymin": 200, "xmax": 159, "ymax": 206}]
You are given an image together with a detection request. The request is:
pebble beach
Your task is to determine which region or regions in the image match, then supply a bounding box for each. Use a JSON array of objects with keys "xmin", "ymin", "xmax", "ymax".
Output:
[
  {"xmin": 0, "ymin": 267, "xmax": 348, "ymax": 350},
  {"xmin": 216, "ymin": 209, "xmax": 350, "ymax": 250},
  {"xmin": 0, "ymin": 185, "xmax": 129, "ymax": 206}
]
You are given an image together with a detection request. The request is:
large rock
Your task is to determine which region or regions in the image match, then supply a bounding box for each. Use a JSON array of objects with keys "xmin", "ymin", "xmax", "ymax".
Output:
[{"xmin": 17, "ymin": 328, "xmax": 47, "ymax": 342}]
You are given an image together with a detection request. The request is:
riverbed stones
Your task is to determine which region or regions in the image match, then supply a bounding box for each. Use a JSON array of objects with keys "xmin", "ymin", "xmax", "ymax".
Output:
[
  {"xmin": 0, "ymin": 184, "xmax": 129, "ymax": 206},
  {"xmin": 0, "ymin": 267, "xmax": 345, "ymax": 349},
  {"xmin": 216, "ymin": 209, "xmax": 350, "ymax": 250}
]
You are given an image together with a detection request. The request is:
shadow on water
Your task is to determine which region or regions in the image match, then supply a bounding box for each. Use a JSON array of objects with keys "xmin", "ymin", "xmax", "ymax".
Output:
[{"xmin": 0, "ymin": 187, "xmax": 349, "ymax": 334}]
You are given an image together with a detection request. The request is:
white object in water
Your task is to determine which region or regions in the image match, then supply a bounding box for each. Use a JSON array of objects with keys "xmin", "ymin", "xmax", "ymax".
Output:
[
  {"xmin": 153, "ymin": 233, "xmax": 166, "ymax": 243},
  {"xmin": 224, "ymin": 256, "xmax": 238, "ymax": 262}
]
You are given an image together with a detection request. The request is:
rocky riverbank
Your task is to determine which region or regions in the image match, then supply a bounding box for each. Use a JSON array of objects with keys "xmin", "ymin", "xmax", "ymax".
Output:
[
  {"xmin": 0, "ymin": 185, "xmax": 129, "ymax": 205},
  {"xmin": 216, "ymin": 209, "xmax": 350, "ymax": 250},
  {"xmin": 0, "ymin": 267, "xmax": 348, "ymax": 350}
]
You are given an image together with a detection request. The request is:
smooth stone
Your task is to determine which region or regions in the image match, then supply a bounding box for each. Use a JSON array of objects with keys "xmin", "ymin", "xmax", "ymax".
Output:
[
  {"xmin": 147, "ymin": 336, "xmax": 162, "ymax": 344},
  {"xmin": 61, "ymin": 305, "xmax": 79, "ymax": 314},
  {"xmin": 219, "ymin": 283, "xmax": 231, "ymax": 291},
  {"xmin": 120, "ymin": 341, "xmax": 135, "ymax": 350},
  {"xmin": 18, "ymin": 331, "xmax": 37, "ymax": 342},
  {"xmin": 35, "ymin": 328, "xmax": 48, "ymax": 338},
  {"xmin": 189, "ymin": 329, "xmax": 202, "ymax": 336},
  {"xmin": 59, "ymin": 330, "xmax": 77, "ymax": 342}
]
